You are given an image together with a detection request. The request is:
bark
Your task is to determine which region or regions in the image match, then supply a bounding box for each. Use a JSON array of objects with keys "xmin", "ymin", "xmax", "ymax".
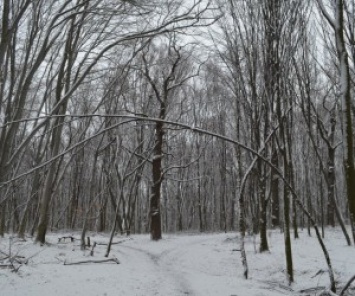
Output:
[
  {"xmin": 259, "ymin": 174, "xmax": 269, "ymax": 252},
  {"xmin": 335, "ymin": 1, "xmax": 355, "ymax": 244},
  {"xmin": 327, "ymin": 112, "xmax": 337, "ymax": 227},
  {"xmin": 150, "ymin": 120, "xmax": 164, "ymax": 240},
  {"xmin": 197, "ymin": 153, "xmax": 204, "ymax": 232},
  {"xmin": 239, "ymin": 196, "xmax": 248, "ymax": 279},
  {"xmin": 271, "ymin": 149, "xmax": 280, "ymax": 228},
  {"xmin": 141, "ymin": 43, "xmax": 185, "ymax": 240},
  {"xmin": 284, "ymin": 176, "xmax": 294, "ymax": 284},
  {"xmin": 36, "ymin": 11, "xmax": 79, "ymax": 243},
  {"xmin": 280, "ymin": 111, "xmax": 294, "ymax": 283},
  {"xmin": 219, "ymin": 116, "xmax": 227, "ymax": 233},
  {"xmin": 81, "ymin": 147, "xmax": 101, "ymax": 250},
  {"xmin": 317, "ymin": 0, "xmax": 355, "ymax": 246},
  {"xmin": 18, "ymin": 172, "xmax": 41, "ymax": 238}
]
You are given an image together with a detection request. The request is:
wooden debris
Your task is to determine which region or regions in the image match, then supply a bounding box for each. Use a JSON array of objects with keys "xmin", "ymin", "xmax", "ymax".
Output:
[
  {"xmin": 90, "ymin": 242, "xmax": 97, "ymax": 256},
  {"xmin": 262, "ymin": 280, "xmax": 294, "ymax": 293},
  {"xmin": 64, "ymin": 258, "xmax": 120, "ymax": 265},
  {"xmin": 0, "ymin": 264, "xmax": 14, "ymax": 270},
  {"xmin": 311, "ymin": 269, "xmax": 327, "ymax": 278},
  {"xmin": 339, "ymin": 274, "xmax": 355, "ymax": 296},
  {"xmin": 317, "ymin": 290, "xmax": 338, "ymax": 296},
  {"xmin": 58, "ymin": 236, "xmax": 76, "ymax": 243},
  {"xmin": 299, "ymin": 286, "xmax": 326, "ymax": 293},
  {"xmin": 0, "ymin": 251, "xmax": 28, "ymax": 273},
  {"xmin": 96, "ymin": 238, "xmax": 132, "ymax": 246}
]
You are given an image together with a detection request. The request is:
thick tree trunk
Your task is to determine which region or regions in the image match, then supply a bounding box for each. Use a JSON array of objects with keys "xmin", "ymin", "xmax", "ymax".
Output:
[
  {"xmin": 18, "ymin": 171, "xmax": 41, "ymax": 238},
  {"xmin": 259, "ymin": 161, "xmax": 269, "ymax": 252},
  {"xmin": 36, "ymin": 159, "xmax": 58, "ymax": 244},
  {"xmin": 219, "ymin": 149, "xmax": 227, "ymax": 233},
  {"xmin": 196, "ymin": 147, "xmax": 204, "ymax": 232},
  {"xmin": 150, "ymin": 121, "xmax": 164, "ymax": 240},
  {"xmin": 0, "ymin": 199, "xmax": 7, "ymax": 236},
  {"xmin": 334, "ymin": 0, "xmax": 355, "ymax": 243},
  {"xmin": 284, "ymin": 164, "xmax": 294, "ymax": 283},
  {"xmin": 271, "ymin": 149, "xmax": 280, "ymax": 228},
  {"xmin": 35, "ymin": 15, "xmax": 75, "ymax": 243},
  {"xmin": 239, "ymin": 188, "xmax": 248, "ymax": 279}
]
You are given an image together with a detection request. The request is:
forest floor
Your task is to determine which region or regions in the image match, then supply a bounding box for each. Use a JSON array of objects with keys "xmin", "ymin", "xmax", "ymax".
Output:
[{"xmin": 0, "ymin": 228, "xmax": 355, "ymax": 296}]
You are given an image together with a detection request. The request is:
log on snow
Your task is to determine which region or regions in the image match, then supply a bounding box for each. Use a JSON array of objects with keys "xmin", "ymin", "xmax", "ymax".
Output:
[{"xmin": 64, "ymin": 258, "xmax": 120, "ymax": 265}]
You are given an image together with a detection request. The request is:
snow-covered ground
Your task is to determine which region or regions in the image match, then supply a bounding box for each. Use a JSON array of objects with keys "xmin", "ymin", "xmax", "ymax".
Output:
[{"xmin": 1, "ymin": 228, "xmax": 354, "ymax": 295}]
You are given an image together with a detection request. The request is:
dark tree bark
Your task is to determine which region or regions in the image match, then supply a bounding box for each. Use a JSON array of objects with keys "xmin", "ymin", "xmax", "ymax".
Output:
[
  {"xmin": 271, "ymin": 148, "xmax": 280, "ymax": 228},
  {"xmin": 150, "ymin": 119, "xmax": 164, "ymax": 240},
  {"xmin": 36, "ymin": 12, "xmax": 79, "ymax": 243},
  {"xmin": 317, "ymin": 0, "xmax": 355, "ymax": 244},
  {"xmin": 140, "ymin": 41, "xmax": 192, "ymax": 240},
  {"xmin": 334, "ymin": 0, "xmax": 355, "ymax": 243}
]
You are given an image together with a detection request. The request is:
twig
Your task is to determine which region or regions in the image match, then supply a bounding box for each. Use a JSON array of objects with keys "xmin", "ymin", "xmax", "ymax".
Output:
[{"xmin": 311, "ymin": 269, "xmax": 326, "ymax": 278}]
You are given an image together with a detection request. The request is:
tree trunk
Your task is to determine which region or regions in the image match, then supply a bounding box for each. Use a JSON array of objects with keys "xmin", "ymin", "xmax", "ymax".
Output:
[
  {"xmin": 334, "ymin": 0, "xmax": 355, "ymax": 244},
  {"xmin": 150, "ymin": 120, "xmax": 164, "ymax": 240},
  {"xmin": 259, "ymin": 160, "xmax": 269, "ymax": 252},
  {"xmin": 284, "ymin": 162, "xmax": 294, "ymax": 283}
]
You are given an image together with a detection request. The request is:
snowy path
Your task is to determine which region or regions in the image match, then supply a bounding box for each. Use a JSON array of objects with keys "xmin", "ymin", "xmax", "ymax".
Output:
[
  {"xmin": 0, "ymin": 233, "xmax": 247, "ymax": 296},
  {"xmin": 118, "ymin": 236, "xmax": 209, "ymax": 295},
  {"xmin": 118, "ymin": 234, "xmax": 245, "ymax": 296},
  {"xmin": 2, "ymin": 230, "xmax": 355, "ymax": 296}
]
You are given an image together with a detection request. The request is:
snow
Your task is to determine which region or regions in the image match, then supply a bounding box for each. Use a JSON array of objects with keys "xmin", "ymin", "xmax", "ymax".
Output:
[{"xmin": 1, "ymin": 228, "xmax": 355, "ymax": 296}]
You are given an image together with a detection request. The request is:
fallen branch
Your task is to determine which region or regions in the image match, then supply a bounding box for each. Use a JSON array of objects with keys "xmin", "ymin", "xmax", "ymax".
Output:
[
  {"xmin": 311, "ymin": 269, "xmax": 327, "ymax": 278},
  {"xmin": 0, "ymin": 264, "xmax": 14, "ymax": 270},
  {"xmin": 0, "ymin": 252, "xmax": 28, "ymax": 265},
  {"xmin": 96, "ymin": 238, "xmax": 132, "ymax": 246},
  {"xmin": 339, "ymin": 274, "xmax": 355, "ymax": 296},
  {"xmin": 263, "ymin": 281, "xmax": 294, "ymax": 292},
  {"xmin": 315, "ymin": 274, "xmax": 355, "ymax": 296},
  {"xmin": 64, "ymin": 258, "xmax": 120, "ymax": 265},
  {"xmin": 299, "ymin": 286, "xmax": 326, "ymax": 293},
  {"xmin": 318, "ymin": 290, "xmax": 338, "ymax": 296},
  {"xmin": 0, "ymin": 262, "xmax": 23, "ymax": 272},
  {"xmin": 11, "ymin": 256, "xmax": 28, "ymax": 265},
  {"xmin": 0, "ymin": 254, "xmax": 25, "ymax": 261}
]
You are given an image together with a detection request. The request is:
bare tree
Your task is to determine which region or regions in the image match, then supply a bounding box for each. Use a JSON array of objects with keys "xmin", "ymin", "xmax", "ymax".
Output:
[
  {"xmin": 316, "ymin": 0, "xmax": 355, "ymax": 244},
  {"xmin": 0, "ymin": 0, "xmax": 215, "ymax": 241},
  {"xmin": 139, "ymin": 37, "xmax": 197, "ymax": 240}
]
